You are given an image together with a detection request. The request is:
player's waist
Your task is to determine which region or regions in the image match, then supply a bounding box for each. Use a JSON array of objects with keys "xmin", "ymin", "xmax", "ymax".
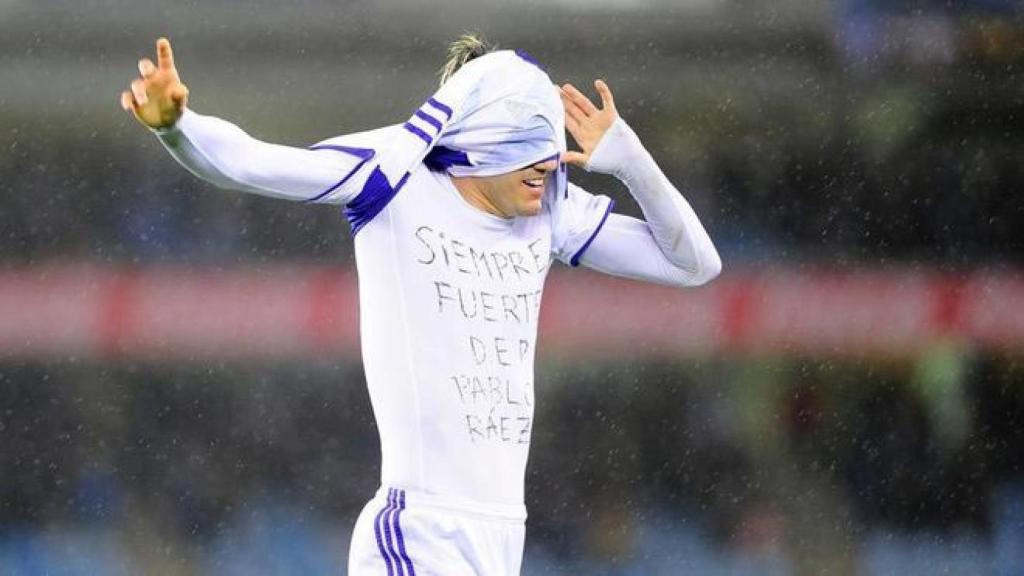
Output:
[{"xmin": 373, "ymin": 485, "xmax": 527, "ymax": 523}]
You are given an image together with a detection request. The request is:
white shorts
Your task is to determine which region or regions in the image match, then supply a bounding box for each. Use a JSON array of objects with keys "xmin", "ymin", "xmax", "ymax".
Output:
[{"xmin": 347, "ymin": 487, "xmax": 526, "ymax": 576}]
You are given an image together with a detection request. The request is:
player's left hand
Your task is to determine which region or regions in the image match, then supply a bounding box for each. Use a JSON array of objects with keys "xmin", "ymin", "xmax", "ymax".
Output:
[
  {"xmin": 120, "ymin": 38, "xmax": 189, "ymax": 130},
  {"xmin": 560, "ymin": 80, "xmax": 619, "ymax": 168}
]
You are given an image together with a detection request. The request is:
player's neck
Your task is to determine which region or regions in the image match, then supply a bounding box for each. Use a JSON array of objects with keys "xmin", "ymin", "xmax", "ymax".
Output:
[{"xmin": 450, "ymin": 176, "xmax": 511, "ymax": 219}]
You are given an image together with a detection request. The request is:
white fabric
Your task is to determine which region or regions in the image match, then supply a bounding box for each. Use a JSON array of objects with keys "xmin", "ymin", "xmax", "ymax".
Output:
[
  {"xmin": 155, "ymin": 49, "xmax": 565, "ymax": 208},
  {"xmin": 157, "ymin": 111, "xmax": 619, "ymax": 517},
  {"xmin": 431, "ymin": 53, "xmax": 563, "ymax": 179},
  {"xmin": 155, "ymin": 112, "xmax": 717, "ymax": 288},
  {"xmin": 153, "ymin": 73, "xmax": 719, "ymax": 518},
  {"xmin": 552, "ymin": 182, "xmax": 614, "ymax": 264},
  {"xmin": 350, "ymin": 165, "xmax": 609, "ymax": 517},
  {"xmin": 349, "ymin": 487, "xmax": 525, "ymax": 576},
  {"xmin": 156, "ymin": 109, "xmax": 370, "ymax": 203},
  {"xmin": 152, "ymin": 51, "xmax": 721, "ymax": 575},
  {"xmin": 317, "ymin": 50, "xmax": 568, "ymax": 208},
  {"xmin": 580, "ymin": 213, "xmax": 711, "ymax": 287},
  {"xmin": 579, "ymin": 117, "xmax": 721, "ymax": 286}
]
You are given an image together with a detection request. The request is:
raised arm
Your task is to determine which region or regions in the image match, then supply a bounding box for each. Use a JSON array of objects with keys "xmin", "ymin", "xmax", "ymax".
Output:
[
  {"xmin": 120, "ymin": 38, "xmax": 365, "ymax": 204},
  {"xmin": 560, "ymin": 81, "xmax": 721, "ymax": 287}
]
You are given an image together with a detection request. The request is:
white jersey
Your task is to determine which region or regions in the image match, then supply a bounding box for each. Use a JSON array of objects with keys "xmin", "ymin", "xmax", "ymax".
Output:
[
  {"xmin": 155, "ymin": 109, "xmax": 719, "ymax": 522},
  {"xmin": 354, "ymin": 165, "xmax": 610, "ymax": 519}
]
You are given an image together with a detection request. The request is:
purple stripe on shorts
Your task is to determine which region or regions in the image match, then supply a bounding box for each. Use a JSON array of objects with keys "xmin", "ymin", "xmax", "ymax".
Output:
[
  {"xmin": 413, "ymin": 109, "xmax": 443, "ymax": 133},
  {"xmin": 403, "ymin": 122, "xmax": 433, "ymax": 145},
  {"xmin": 394, "ymin": 490, "xmax": 417, "ymax": 576},
  {"xmin": 383, "ymin": 489, "xmax": 405, "ymax": 576},
  {"xmin": 426, "ymin": 97, "xmax": 453, "ymax": 119},
  {"xmin": 373, "ymin": 490, "xmax": 396, "ymax": 576}
]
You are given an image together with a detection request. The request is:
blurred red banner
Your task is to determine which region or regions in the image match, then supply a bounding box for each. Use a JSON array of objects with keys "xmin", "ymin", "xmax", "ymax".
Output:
[{"xmin": 0, "ymin": 264, "xmax": 1020, "ymax": 360}]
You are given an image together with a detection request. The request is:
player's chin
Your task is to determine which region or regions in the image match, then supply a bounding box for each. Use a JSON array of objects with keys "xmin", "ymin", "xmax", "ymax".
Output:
[{"xmin": 517, "ymin": 200, "xmax": 543, "ymax": 217}]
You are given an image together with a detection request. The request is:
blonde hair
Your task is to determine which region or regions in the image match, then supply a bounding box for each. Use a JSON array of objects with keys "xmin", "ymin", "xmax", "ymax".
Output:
[{"xmin": 438, "ymin": 33, "xmax": 493, "ymax": 87}]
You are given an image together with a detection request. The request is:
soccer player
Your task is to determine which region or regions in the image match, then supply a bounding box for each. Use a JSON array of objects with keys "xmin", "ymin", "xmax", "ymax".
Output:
[{"xmin": 121, "ymin": 35, "xmax": 720, "ymax": 575}]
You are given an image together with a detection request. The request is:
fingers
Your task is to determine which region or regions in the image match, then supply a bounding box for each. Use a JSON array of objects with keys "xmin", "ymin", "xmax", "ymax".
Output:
[
  {"xmin": 563, "ymin": 106, "xmax": 587, "ymax": 146},
  {"xmin": 138, "ymin": 58, "xmax": 157, "ymax": 78},
  {"xmin": 594, "ymin": 79, "xmax": 616, "ymax": 113},
  {"xmin": 120, "ymin": 90, "xmax": 136, "ymax": 112},
  {"xmin": 562, "ymin": 150, "xmax": 588, "ymax": 167},
  {"xmin": 564, "ymin": 107, "xmax": 581, "ymax": 134},
  {"xmin": 561, "ymin": 83, "xmax": 598, "ymax": 116},
  {"xmin": 130, "ymin": 78, "xmax": 148, "ymax": 106},
  {"xmin": 560, "ymin": 90, "xmax": 587, "ymax": 125},
  {"xmin": 169, "ymin": 83, "xmax": 189, "ymax": 107},
  {"xmin": 122, "ymin": 38, "xmax": 184, "ymax": 125},
  {"xmin": 156, "ymin": 37, "xmax": 175, "ymax": 71}
]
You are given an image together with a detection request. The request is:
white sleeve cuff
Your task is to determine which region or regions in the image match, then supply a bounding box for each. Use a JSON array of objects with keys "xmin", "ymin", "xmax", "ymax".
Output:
[{"xmin": 582, "ymin": 117, "xmax": 645, "ymax": 179}]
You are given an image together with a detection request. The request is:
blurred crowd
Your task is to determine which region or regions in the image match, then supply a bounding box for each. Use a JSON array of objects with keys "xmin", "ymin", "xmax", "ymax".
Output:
[
  {"xmin": 1, "ymin": 2, "xmax": 1022, "ymax": 268},
  {"xmin": 1, "ymin": 0, "xmax": 1022, "ymax": 574},
  {"xmin": 4, "ymin": 98, "xmax": 1022, "ymax": 268},
  {"xmin": 2, "ymin": 352, "xmax": 1023, "ymax": 574}
]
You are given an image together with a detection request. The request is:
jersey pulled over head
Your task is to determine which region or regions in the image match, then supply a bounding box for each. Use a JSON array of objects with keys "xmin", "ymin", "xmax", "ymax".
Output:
[
  {"xmin": 423, "ymin": 49, "xmax": 564, "ymax": 179},
  {"xmin": 334, "ymin": 47, "xmax": 567, "ymax": 234}
]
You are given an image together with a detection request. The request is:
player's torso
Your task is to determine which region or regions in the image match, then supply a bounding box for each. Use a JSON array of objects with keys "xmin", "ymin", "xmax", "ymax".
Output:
[{"xmin": 352, "ymin": 167, "xmax": 553, "ymax": 510}]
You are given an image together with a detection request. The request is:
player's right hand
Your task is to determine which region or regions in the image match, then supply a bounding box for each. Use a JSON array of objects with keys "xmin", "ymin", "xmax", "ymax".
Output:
[
  {"xmin": 560, "ymin": 80, "xmax": 619, "ymax": 169},
  {"xmin": 120, "ymin": 38, "xmax": 189, "ymax": 130}
]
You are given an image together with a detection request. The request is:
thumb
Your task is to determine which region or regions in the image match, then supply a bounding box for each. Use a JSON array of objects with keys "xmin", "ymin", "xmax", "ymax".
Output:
[
  {"xmin": 562, "ymin": 150, "xmax": 589, "ymax": 167},
  {"xmin": 170, "ymin": 84, "xmax": 189, "ymax": 108}
]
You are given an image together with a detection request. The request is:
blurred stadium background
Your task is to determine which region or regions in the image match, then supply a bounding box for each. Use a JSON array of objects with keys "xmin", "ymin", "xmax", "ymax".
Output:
[{"xmin": 1, "ymin": 0, "xmax": 1023, "ymax": 574}]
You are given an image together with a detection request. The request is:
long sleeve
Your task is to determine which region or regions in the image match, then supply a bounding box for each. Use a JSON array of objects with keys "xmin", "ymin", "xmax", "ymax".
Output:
[
  {"xmin": 153, "ymin": 109, "xmax": 370, "ymax": 204},
  {"xmin": 576, "ymin": 118, "xmax": 721, "ymax": 287}
]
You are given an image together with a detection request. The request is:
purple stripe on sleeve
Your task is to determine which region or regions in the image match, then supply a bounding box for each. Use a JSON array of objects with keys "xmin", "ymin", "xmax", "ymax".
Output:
[
  {"xmin": 569, "ymin": 199, "xmax": 616, "ymax": 267},
  {"xmin": 423, "ymin": 146, "xmax": 471, "ymax": 172},
  {"xmin": 394, "ymin": 490, "xmax": 417, "ymax": 576},
  {"xmin": 403, "ymin": 122, "xmax": 434, "ymax": 145},
  {"xmin": 426, "ymin": 97, "xmax": 453, "ymax": 119},
  {"xmin": 344, "ymin": 168, "xmax": 411, "ymax": 235},
  {"xmin": 302, "ymin": 145, "xmax": 376, "ymax": 204},
  {"xmin": 413, "ymin": 110, "xmax": 443, "ymax": 133},
  {"xmin": 308, "ymin": 144, "xmax": 375, "ymax": 160},
  {"xmin": 382, "ymin": 489, "xmax": 405, "ymax": 576},
  {"xmin": 373, "ymin": 490, "xmax": 396, "ymax": 576}
]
